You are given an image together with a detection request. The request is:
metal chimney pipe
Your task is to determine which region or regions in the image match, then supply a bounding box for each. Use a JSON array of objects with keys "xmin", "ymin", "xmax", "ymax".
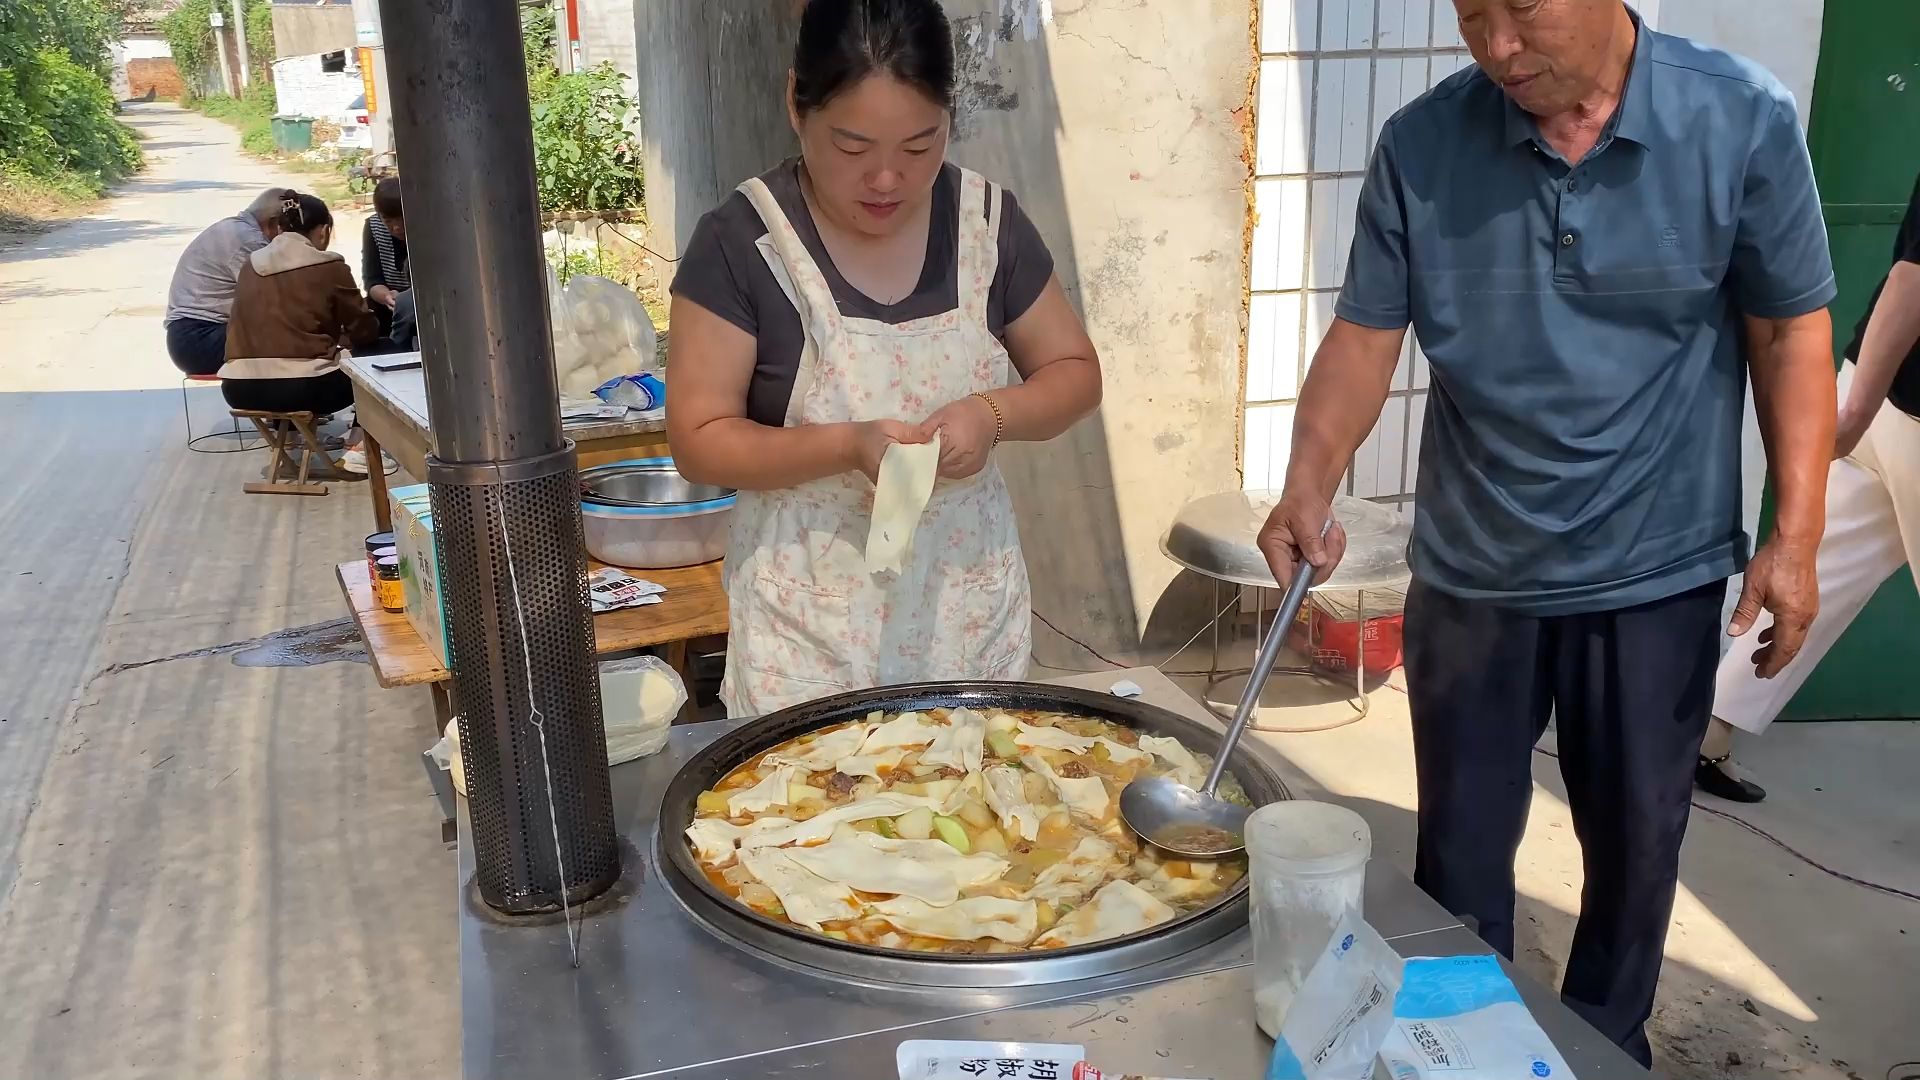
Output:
[{"xmin": 382, "ymin": 0, "xmax": 618, "ymax": 914}]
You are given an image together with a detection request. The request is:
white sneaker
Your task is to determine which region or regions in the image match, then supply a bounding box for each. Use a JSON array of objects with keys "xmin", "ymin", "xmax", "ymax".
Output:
[{"xmin": 340, "ymin": 448, "xmax": 398, "ymax": 476}]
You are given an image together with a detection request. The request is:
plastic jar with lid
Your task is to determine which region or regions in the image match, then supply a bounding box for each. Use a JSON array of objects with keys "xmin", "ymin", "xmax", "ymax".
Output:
[{"xmin": 1245, "ymin": 800, "xmax": 1372, "ymax": 1039}]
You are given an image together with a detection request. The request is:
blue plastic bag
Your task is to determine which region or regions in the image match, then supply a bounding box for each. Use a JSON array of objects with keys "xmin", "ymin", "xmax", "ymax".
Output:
[
  {"xmin": 1378, "ymin": 955, "xmax": 1577, "ymax": 1080},
  {"xmin": 595, "ymin": 371, "xmax": 666, "ymax": 411}
]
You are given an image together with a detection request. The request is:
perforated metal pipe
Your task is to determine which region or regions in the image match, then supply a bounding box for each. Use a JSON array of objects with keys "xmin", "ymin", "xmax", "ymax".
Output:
[{"xmin": 382, "ymin": 0, "xmax": 618, "ymax": 913}]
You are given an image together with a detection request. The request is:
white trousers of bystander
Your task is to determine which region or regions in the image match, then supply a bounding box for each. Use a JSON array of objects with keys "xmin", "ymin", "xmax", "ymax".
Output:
[{"xmin": 1715, "ymin": 363, "xmax": 1920, "ymax": 733}]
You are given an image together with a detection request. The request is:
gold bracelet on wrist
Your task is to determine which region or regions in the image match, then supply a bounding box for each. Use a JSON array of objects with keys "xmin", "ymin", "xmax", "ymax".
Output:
[{"xmin": 973, "ymin": 392, "xmax": 1005, "ymax": 448}]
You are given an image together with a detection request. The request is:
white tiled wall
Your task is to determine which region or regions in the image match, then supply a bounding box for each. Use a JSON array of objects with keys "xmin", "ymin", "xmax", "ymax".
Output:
[{"xmin": 1243, "ymin": 0, "xmax": 1474, "ymax": 511}]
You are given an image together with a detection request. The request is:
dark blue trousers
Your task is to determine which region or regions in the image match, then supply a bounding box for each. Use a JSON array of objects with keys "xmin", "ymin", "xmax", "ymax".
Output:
[{"xmin": 1404, "ymin": 578, "xmax": 1725, "ymax": 1069}]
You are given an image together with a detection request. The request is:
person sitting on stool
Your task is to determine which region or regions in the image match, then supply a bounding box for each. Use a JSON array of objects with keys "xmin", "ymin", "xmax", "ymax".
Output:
[
  {"xmin": 163, "ymin": 187, "xmax": 292, "ymax": 376},
  {"xmin": 362, "ymin": 177, "xmax": 410, "ymax": 343},
  {"xmin": 220, "ymin": 193, "xmax": 379, "ymax": 425}
]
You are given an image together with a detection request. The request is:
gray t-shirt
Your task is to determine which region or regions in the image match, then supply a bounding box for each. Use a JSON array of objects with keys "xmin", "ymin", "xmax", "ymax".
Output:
[
  {"xmin": 166, "ymin": 212, "xmax": 270, "ymax": 324},
  {"xmin": 1337, "ymin": 16, "xmax": 1835, "ymax": 615},
  {"xmin": 671, "ymin": 161, "xmax": 1055, "ymax": 427}
]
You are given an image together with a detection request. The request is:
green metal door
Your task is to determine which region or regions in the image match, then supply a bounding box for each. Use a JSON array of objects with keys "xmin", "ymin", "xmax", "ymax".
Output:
[{"xmin": 1779, "ymin": 0, "xmax": 1920, "ymax": 720}]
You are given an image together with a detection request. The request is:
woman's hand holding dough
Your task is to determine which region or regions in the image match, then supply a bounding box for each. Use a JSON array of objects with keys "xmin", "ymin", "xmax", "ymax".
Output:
[
  {"xmin": 919, "ymin": 395, "xmax": 996, "ymax": 480},
  {"xmin": 847, "ymin": 419, "xmax": 926, "ymax": 484}
]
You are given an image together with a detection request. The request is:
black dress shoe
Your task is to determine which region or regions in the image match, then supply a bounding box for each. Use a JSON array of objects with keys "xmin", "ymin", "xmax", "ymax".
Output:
[{"xmin": 1695, "ymin": 753, "xmax": 1767, "ymax": 803}]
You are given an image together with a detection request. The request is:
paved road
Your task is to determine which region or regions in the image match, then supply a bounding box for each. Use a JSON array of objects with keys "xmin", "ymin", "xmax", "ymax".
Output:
[
  {"xmin": 0, "ymin": 105, "xmax": 452, "ymax": 1079},
  {"xmin": 0, "ymin": 102, "xmax": 364, "ymax": 394},
  {"xmin": 0, "ymin": 103, "xmax": 352, "ymax": 895}
]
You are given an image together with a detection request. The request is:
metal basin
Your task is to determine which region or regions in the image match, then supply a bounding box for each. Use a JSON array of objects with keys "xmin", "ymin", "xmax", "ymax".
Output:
[
  {"xmin": 1162, "ymin": 491, "xmax": 1412, "ymax": 591},
  {"xmin": 580, "ymin": 459, "xmax": 735, "ymax": 508},
  {"xmin": 655, "ymin": 681, "xmax": 1288, "ymax": 988}
]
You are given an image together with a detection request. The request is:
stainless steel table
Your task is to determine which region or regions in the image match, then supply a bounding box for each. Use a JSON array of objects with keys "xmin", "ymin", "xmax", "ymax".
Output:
[{"xmin": 457, "ymin": 670, "xmax": 1644, "ymax": 1080}]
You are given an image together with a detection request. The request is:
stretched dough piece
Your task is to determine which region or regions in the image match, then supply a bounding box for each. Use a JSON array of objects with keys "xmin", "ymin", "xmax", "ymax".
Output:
[
  {"xmin": 688, "ymin": 792, "xmax": 945, "ymax": 862},
  {"xmin": 784, "ymin": 825, "xmax": 1009, "ymax": 905},
  {"xmin": 921, "ymin": 708, "xmax": 988, "ymax": 774},
  {"xmin": 1034, "ymin": 880, "xmax": 1177, "ymax": 948},
  {"xmin": 865, "ymin": 434, "xmax": 942, "ymax": 574},
  {"xmin": 737, "ymin": 847, "xmax": 863, "ymax": 930},
  {"xmin": 834, "ymin": 747, "xmax": 908, "ymax": 780},
  {"xmin": 983, "ymin": 765, "xmax": 1043, "ymax": 841},
  {"xmin": 727, "ymin": 764, "xmax": 802, "ymax": 817},
  {"xmin": 1139, "ymin": 735, "xmax": 1207, "ymax": 788},
  {"xmin": 766, "ymin": 723, "xmax": 873, "ymax": 770},
  {"xmin": 1024, "ymin": 753, "xmax": 1111, "ymax": 821},
  {"xmin": 871, "ymin": 895, "xmax": 1039, "ymax": 944},
  {"xmin": 1014, "ymin": 722, "xmax": 1097, "ymax": 754},
  {"xmin": 860, "ymin": 711, "xmax": 942, "ymax": 753},
  {"xmin": 1020, "ymin": 836, "xmax": 1123, "ymax": 905}
]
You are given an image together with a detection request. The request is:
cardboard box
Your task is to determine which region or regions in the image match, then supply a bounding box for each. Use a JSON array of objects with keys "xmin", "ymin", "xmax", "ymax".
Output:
[{"xmin": 389, "ymin": 483, "xmax": 451, "ymax": 666}]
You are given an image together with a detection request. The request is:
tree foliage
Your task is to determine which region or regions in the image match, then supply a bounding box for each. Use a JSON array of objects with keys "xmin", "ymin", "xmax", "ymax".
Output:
[
  {"xmin": 162, "ymin": 0, "xmax": 275, "ymax": 92},
  {"xmin": 517, "ymin": 7, "xmax": 641, "ymax": 214},
  {"xmin": 0, "ymin": 0, "xmax": 141, "ymax": 195},
  {"xmin": 530, "ymin": 63, "xmax": 645, "ymax": 213}
]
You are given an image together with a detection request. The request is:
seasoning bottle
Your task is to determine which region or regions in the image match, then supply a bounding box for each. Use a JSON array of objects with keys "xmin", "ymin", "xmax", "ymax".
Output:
[
  {"xmin": 374, "ymin": 554, "xmax": 405, "ymax": 614},
  {"xmin": 365, "ymin": 531, "xmax": 396, "ymax": 580},
  {"xmin": 1246, "ymin": 800, "xmax": 1372, "ymax": 1039}
]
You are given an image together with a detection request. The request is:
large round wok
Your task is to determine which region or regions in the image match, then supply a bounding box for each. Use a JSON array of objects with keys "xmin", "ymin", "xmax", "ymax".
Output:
[{"xmin": 655, "ymin": 680, "xmax": 1290, "ymax": 988}]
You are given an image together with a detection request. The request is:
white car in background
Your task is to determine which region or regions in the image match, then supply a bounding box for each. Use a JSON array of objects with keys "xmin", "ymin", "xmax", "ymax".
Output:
[{"xmin": 329, "ymin": 94, "xmax": 372, "ymax": 150}]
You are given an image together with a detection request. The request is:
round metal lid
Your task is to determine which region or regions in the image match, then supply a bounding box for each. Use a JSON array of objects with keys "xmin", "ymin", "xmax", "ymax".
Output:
[{"xmin": 1162, "ymin": 491, "xmax": 1412, "ymax": 591}]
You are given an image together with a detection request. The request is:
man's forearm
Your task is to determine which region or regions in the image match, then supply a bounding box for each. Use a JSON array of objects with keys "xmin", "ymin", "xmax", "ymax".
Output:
[
  {"xmin": 1849, "ymin": 262, "xmax": 1920, "ymax": 411},
  {"xmin": 1281, "ymin": 320, "xmax": 1405, "ymax": 499},
  {"xmin": 1750, "ymin": 309, "xmax": 1836, "ymax": 543}
]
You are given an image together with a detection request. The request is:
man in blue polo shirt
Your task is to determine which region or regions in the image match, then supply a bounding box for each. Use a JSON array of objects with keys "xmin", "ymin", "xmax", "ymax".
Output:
[{"xmin": 1260, "ymin": 0, "xmax": 1835, "ymax": 1065}]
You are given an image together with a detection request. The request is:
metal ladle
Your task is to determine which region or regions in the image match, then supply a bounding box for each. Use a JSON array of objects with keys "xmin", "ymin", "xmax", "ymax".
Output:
[{"xmin": 1120, "ymin": 528, "xmax": 1326, "ymax": 858}]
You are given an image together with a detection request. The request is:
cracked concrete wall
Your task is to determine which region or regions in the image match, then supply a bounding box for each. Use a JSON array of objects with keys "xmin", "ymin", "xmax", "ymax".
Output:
[{"xmin": 635, "ymin": 0, "xmax": 1252, "ymax": 660}]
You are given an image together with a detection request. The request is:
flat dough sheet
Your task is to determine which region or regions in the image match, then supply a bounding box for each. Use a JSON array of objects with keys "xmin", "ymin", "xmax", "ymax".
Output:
[{"xmin": 865, "ymin": 434, "xmax": 941, "ymax": 574}]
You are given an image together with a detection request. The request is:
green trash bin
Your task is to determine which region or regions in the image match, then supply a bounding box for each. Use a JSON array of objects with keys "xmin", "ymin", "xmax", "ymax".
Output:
[
  {"xmin": 270, "ymin": 115, "xmax": 287, "ymax": 150},
  {"xmin": 280, "ymin": 115, "xmax": 314, "ymax": 153}
]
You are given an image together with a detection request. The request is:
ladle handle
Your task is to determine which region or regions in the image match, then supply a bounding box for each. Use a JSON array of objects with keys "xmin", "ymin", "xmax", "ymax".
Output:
[{"xmin": 1200, "ymin": 533, "xmax": 1325, "ymax": 795}]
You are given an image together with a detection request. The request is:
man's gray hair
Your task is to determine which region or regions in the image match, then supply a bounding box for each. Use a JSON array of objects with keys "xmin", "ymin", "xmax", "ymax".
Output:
[{"xmin": 246, "ymin": 187, "xmax": 295, "ymax": 223}]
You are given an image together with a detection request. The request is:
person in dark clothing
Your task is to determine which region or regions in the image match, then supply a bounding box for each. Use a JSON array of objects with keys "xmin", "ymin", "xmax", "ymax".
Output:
[
  {"xmin": 220, "ymin": 193, "xmax": 380, "ymax": 416},
  {"xmin": 361, "ymin": 177, "xmax": 410, "ymax": 340}
]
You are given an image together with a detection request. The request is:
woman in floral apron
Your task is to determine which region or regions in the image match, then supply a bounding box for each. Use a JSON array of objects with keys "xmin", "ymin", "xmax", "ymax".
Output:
[{"xmin": 666, "ymin": 0, "xmax": 1103, "ymax": 716}]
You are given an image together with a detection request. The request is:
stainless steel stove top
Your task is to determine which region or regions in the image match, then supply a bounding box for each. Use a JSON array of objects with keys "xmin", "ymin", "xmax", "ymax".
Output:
[{"xmin": 456, "ymin": 670, "xmax": 1644, "ymax": 1080}]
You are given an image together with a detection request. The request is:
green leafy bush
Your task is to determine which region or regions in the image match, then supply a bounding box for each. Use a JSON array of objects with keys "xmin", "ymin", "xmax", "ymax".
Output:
[
  {"xmin": 0, "ymin": 8, "xmax": 140, "ymax": 199},
  {"xmin": 521, "ymin": 4, "xmax": 558, "ymax": 95},
  {"xmin": 530, "ymin": 63, "xmax": 644, "ymax": 214},
  {"xmin": 195, "ymin": 82, "xmax": 278, "ymax": 155},
  {"xmin": 163, "ymin": 0, "xmax": 275, "ymax": 94}
]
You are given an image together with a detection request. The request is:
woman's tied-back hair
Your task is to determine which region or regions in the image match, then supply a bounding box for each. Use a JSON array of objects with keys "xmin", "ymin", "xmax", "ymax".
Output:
[
  {"xmin": 277, "ymin": 192, "xmax": 334, "ymax": 237},
  {"xmin": 791, "ymin": 0, "xmax": 956, "ymax": 116}
]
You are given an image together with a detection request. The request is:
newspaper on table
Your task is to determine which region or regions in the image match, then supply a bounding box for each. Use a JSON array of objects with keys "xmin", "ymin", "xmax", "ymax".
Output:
[
  {"xmin": 588, "ymin": 567, "xmax": 666, "ymax": 613},
  {"xmin": 561, "ymin": 396, "xmax": 630, "ymax": 422}
]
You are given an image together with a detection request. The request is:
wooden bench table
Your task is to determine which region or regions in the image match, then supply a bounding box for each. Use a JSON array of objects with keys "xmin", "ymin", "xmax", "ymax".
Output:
[
  {"xmin": 336, "ymin": 558, "xmax": 729, "ymax": 728},
  {"xmin": 340, "ymin": 352, "xmax": 673, "ymax": 534}
]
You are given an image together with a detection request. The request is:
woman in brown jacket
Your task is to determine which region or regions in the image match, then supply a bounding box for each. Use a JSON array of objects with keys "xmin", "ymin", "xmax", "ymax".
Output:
[{"xmin": 219, "ymin": 192, "xmax": 380, "ymax": 415}]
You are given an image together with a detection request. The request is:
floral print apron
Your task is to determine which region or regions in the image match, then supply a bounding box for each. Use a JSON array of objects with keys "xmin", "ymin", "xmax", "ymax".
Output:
[{"xmin": 719, "ymin": 168, "xmax": 1033, "ymax": 717}]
